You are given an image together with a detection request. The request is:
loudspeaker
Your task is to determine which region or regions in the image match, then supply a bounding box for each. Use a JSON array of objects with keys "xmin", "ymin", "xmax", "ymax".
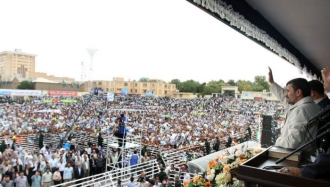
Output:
[
  {"xmin": 262, "ymin": 115, "xmax": 273, "ymax": 130},
  {"xmin": 261, "ymin": 129, "xmax": 273, "ymax": 148}
]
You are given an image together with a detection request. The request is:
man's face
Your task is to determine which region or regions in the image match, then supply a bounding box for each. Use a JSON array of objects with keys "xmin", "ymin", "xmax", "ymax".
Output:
[{"xmin": 285, "ymin": 84, "xmax": 299, "ymax": 105}]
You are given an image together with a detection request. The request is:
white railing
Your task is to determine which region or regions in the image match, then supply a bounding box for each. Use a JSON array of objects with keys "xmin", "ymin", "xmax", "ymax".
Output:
[{"xmin": 52, "ymin": 159, "xmax": 160, "ymax": 187}]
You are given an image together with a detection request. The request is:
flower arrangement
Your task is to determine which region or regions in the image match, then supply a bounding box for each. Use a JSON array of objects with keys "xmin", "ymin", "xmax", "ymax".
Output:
[{"xmin": 185, "ymin": 144, "xmax": 262, "ymax": 187}]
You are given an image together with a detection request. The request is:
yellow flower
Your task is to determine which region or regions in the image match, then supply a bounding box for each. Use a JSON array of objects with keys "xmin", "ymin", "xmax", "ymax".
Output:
[
  {"xmin": 193, "ymin": 176, "xmax": 199, "ymax": 183},
  {"xmin": 208, "ymin": 160, "xmax": 217, "ymax": 169},
  {"xmin": 225, "ymin": 171, "xmax": 232, "ymax": 183},
  {"xmin": 239, "ymin": 159, "xmax": 247, "ymax": 164},
  {"xmin": 223, "ymin": 164, "xmax": 230, "ymax": 173}
]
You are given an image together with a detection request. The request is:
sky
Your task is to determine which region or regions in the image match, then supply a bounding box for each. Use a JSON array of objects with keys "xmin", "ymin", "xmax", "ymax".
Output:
[{"xmin": 0, "ymin": 0, "xmax": 310, "ymax": 87}]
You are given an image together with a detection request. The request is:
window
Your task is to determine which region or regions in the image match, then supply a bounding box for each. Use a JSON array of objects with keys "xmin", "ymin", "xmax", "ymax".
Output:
[
  {"xmin": 130, "ymin": 89, "xmax": 133, "ymax": 93},
  {"xmin": 117, "ymin": 88, "xmax": 121, "ymax": 91},
  {"xmin": 267, "ymin": 93, "xmax": 272, "ymax": 97},
  {"xmin": 143, "ymin": 83, "xmax": 147, "ymax": 87},
  {"xmin": 135, "ymin": 89, "xmax": 137, "ymax": 93},
  {"xmin": 106, "ymin": 88, "xmax": 109, "ymax": 91},
  {"xmin": 180, "ymin": 94, "xmax": 183, "ymax": 97},
  {"xmin": 142, "ymin": 89, "xmax": 147, "ymax": 93},
  {"xmin": 151, "ymin": 84, "xmax": 155, "ymax": 87},
  {"xmin": 135, "ymin": 83, "xmax": 137, "ymax": 86},
  {"xmin": 165, "ymin": 85, "xmax": 167, "ymax": 88},
  {"xmin": 124, "ymin": 83, "xmax": 128, "ymax": 86},
  {"xmin": 98, "ymin": 82, "xmax": 102, "ymax": 85},
  {"xmin": 165, "ymin": 91, "xmax": 167, "ymax": 94}
]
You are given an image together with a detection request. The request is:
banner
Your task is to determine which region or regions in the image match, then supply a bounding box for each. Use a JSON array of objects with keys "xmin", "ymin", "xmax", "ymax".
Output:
[
  {"xmin": 145, "ymin": 91, "xmax": 155, "ymax": 97},
  {"xmin": 107, "ymin": 92, "xmax": 115, "ymax": 102},
  {"xmin": 43, "ymin": 99, "xmax": 77, "ymax": 103},
  {"xmin": 48, "ymin": 91, "xmax": 78, "ymax": 97},
  {"xmin": 90, "ymin": 88, "xmax": 103, "ymax": 94},
  {"xmin": 121, "ymin": 88, "xmax": 128, "ymax": 96},
  {"xmin": 0, "ymin": 89, "xmax": 42, "ymax": 96}
]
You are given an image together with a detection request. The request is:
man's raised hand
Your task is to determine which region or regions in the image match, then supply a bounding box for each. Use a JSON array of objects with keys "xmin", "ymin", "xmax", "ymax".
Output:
[{"xmin": 268, "ymin": 67, "xmax": 274, "ymax": 84}]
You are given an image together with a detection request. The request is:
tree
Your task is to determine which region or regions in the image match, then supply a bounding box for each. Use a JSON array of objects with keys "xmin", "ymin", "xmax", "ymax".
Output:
[
  {"xmin": 202, "ymin": 81, "xmax": 221, "ymax": 95},
  {"xmin": 197, "ymin": 82, "xmax": 206, "ymax": 93},
  {"xmin": 139, "ymin": 77, "xmax": 148, "ymax": 82},
  {"xmin": 180, "ymin": 80, "xmax": 201, "ymax": 93},
  {"xmin": 17, "ymin": 81, "xmax": 34, "ymax": 89},
  {"xmin": 236, "ymin": 80, "xmax": 252, "ymax": 93},
  {"xmin": 170, "ymin": 79, "xmax": 182, "ymax": 91},
  {"xmin": 217, "ymin": 79, "xmax": 225, "ymax": 84},
  {"xmin": 252, "ymin": 76, "xmax": 270, "ymax": 91},
  {"xmin": 227, "ymin": 79, "xmax": 236, "ymax": 86}
]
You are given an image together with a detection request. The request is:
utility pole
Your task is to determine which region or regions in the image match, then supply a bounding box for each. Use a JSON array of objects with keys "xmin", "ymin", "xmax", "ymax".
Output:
[{"xmin": 87, "ymin": 49, "xmax": 97, "ymax": 92}]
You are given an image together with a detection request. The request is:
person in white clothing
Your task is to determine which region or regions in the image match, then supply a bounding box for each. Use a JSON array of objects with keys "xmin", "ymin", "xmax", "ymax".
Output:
[
  {"xmin": 63, "ymin": 163, "xmax": 73, "ymax": 184},
  {"xmin": 57, "ymin": 158, "xmax": 66, "ymax": 183}
]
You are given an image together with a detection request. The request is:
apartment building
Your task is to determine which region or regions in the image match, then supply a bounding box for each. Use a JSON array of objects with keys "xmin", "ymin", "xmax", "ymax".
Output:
[
  {"xmin": 0, "ymin": 49, "xmax": 36, "ymax": 78},
  {"xmin": 92, "ymin": 77, "xmax": 176, "ymax": 97}
]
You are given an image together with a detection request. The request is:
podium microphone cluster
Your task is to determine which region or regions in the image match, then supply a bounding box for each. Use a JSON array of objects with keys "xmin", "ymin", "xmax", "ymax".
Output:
[{"xmin": 306, "ymin": 105, "xmax": 330, "ymax": 127}]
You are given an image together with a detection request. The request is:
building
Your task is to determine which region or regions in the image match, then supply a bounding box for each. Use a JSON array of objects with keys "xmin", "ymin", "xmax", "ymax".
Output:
[
  {"xmin": 241, "ymin": 91, "xmax": 278, "ymax": 101},
  {"xmin": 0, "ymin": 49, "xmax": 36, "ymax": 78},
  {"xmin": 26, "ymin": 71, "xmax": 75, "ymax": 82},
  {"xmin": 91, "ymin": 77, "xmax": 177, "ymax": 97},
  {"xmin": 172, "ymin": 92, "xmax": 197, "ymax": 99}
]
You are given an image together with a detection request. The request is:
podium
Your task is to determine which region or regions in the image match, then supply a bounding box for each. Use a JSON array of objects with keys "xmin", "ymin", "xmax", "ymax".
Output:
[{"xmin": 237, "ymin": 147, "xmax": 330, "ymax": 187}]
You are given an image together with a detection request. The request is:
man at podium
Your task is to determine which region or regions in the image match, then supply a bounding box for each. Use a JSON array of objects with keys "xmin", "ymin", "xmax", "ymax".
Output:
[
  {"xmin": 278, "ymin": 67, "xmax": 330, "ymax": 179},
  {"xmin": 268, "ymin": 67, "xmax": 320, "ymax": 149}
]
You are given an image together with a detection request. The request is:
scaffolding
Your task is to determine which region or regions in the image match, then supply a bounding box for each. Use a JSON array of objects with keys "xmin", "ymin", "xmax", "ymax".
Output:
[
  {"xmin": 52, "ymin": 159, "xmax": 161, "ymax": 187},
  {"xmin": 105, "ymin": 109, "xmax": 145, "ymax": 180}
]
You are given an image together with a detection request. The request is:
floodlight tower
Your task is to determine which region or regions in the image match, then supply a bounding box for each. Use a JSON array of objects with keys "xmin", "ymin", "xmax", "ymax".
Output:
[{"xmin": 87, "ymin": 49, "xmax": 97, "ymax": 91}]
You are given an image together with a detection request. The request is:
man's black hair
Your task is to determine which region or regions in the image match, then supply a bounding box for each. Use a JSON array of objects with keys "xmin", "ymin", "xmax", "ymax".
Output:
[
  {"xmin": 286, "ymin": 78, "xmax": 311, "ymax": 97},
  {"xmin": 309, "ymin": 80, "xmax": 325, "ymax": 95}
]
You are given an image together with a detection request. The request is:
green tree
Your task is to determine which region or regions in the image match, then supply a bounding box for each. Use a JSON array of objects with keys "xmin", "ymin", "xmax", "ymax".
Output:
[
  {"xmin": 170, "ymin": 79, "xmax": 182, "ymax": 91},
  {"xmin": 252, "ymin": 76, "xmax": 270, "ymax": 91},
  {"xmin": 217, "ymin": 79, "xmax": 225, "ymax": 84},
  {"xmin": 180, "ymin": 80, "xmax": 201, "ymax": 93},
  {"xmin": 202, "ymin": 81, "xmax": 221, "ymax": 95},
  {"xmin": 227, "ymin": 79, "xmax": 236, "ymax": 86},
  {"xmin": 236, "ymin": 80, "xmax": 252, "ymax": 93},
  {"xmin": 197, "ymin": 82, "xmax": 206, "ymax": 93},
  {"xmin": 139, "ymin": 77, "xmax": 148, "ymax": 82},
  {"xmin": 17, "ymin": 81, "xmax": 34, "ymax": 89}
]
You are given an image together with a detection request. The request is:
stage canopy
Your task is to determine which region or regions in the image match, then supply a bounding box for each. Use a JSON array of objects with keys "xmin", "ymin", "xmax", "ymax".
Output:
[{"xmin": 187, "ymin": 0, "xmax": 330, "ymax": 80}]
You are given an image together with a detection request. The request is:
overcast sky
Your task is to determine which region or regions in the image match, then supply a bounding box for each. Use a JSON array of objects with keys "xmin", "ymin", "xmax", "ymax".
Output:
[{"xmin": 0, "ymin": 0, "xmax": 310, "ymax": 87}]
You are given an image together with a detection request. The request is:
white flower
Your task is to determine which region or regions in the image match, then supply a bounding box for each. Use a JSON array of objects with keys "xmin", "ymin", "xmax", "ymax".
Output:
[
  {"xmin": 207, "ymin": 174, "xmax": 215, "ymax": 181},
  {"xmin": 235, "ymin": 151, "xmax": 242, "ymax": 157},
  {"xmin": 211, "ymin": 169, "xmax": 215, "ymax": 174}
]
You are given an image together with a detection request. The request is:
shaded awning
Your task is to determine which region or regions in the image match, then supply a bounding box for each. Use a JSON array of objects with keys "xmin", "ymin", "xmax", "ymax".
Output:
[{"xmin": 186, "ymin": 0, "xmax": 330, "ymax": 80}]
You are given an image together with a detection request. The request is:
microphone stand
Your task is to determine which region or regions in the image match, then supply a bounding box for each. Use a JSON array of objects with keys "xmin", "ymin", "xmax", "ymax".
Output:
[{"xmin": 276, "ymin": 125, "xmax": 330, "ymax": 164}]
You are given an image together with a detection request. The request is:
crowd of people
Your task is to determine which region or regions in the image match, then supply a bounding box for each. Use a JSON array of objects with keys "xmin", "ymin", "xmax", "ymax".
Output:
[
  {"xmin": 0, "ymin": 91, "xmax": 284, "ymax": 186},
  {"xmin": 1, "ymin": 65, "xmax": 330, "ymax": 186}
]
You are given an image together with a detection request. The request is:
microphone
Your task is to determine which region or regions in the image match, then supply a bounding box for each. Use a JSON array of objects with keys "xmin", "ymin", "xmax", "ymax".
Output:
[{"xmin": 307, "ymin": 105, "xmax": 330, "ymax": 127}]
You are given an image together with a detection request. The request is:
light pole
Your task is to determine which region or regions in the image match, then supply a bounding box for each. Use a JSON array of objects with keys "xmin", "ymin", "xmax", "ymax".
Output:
[{"xmin": 87, "ymin": 49, "xmax": 97, "ymax": 92}]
